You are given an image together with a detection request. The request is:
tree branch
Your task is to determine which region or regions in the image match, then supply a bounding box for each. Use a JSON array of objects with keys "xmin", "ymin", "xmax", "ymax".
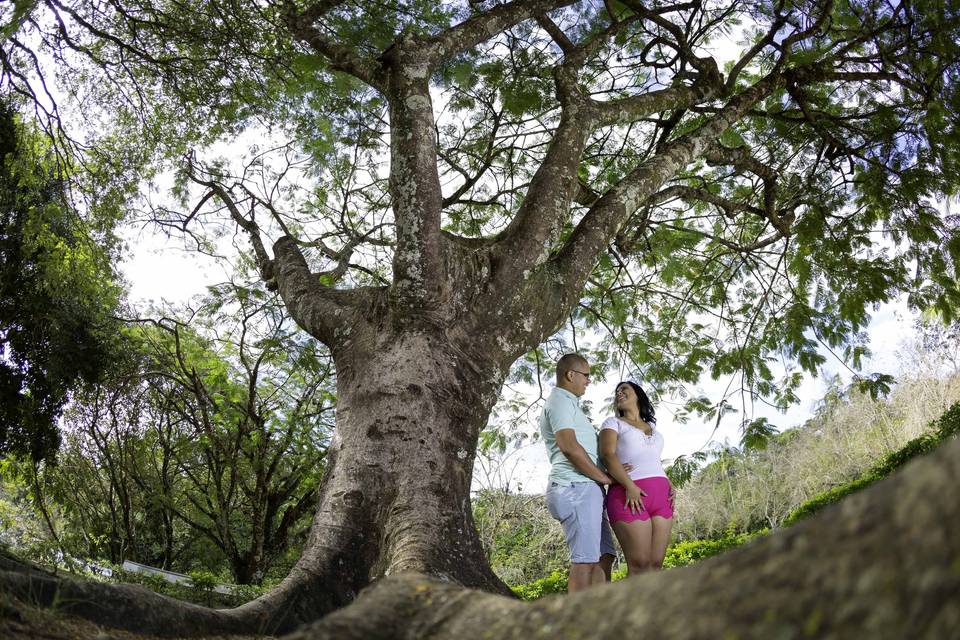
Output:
[
  {"xmin": 590, "ymin": 80, "xmax": 722, "ymax": 128},
  {"xmin": 282, "ymin": 0, "xmax": 386, "ymax": 89},
  {"xmin": 533, "ymin": 72, "xmax": 786, "ymax": 335},
  {"xmin": 419, "ymin": 0, "xmax": 578, "ymax": 67}
]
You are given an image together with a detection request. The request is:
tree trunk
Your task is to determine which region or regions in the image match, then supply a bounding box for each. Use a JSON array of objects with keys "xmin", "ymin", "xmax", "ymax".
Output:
[
  {"xmin": 228, "ymin": 329, "xmax": 512, "ymax": 631},
  {"xmin": 230, "ymin": 556, "xmax": 262, "ymax": 587}
]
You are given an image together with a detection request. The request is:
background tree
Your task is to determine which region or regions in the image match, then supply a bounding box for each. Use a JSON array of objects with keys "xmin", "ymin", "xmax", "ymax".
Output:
[
  {"xmin": 1, "ymin": 0, "xmax": 959, "ymax": 635},
  {"xmin": 32, "ymin": 283, "xmax": 334, "ymax": 585},
  {"xmin": 0, "ymin": 98, "xmax": 122, "ymax": 461}
]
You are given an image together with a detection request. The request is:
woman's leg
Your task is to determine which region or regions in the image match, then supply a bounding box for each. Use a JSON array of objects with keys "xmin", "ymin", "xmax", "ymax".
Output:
[
  {"xmin": 612, "ymin": 519, "xmax": 653, "ymax": 575},
  {"xmin": 649, "ymin": 516, "xmax": 673, "ymax": 569}
]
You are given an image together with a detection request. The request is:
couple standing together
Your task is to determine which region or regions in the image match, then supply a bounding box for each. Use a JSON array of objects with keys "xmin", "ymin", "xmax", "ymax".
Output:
[{"xmin": 540, "ymin": 353, "xmax": 673, "ymax": 592}]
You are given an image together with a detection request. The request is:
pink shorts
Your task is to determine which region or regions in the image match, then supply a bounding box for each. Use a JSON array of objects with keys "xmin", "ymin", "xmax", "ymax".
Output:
[{"xmin": 606, "ymin": 476, "xmax": 674, "ymax": 523}]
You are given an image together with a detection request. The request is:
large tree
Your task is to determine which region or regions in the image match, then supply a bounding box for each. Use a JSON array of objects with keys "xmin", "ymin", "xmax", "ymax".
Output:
[{"xmin": 2, "ymin": 0, "xmax": 959, "ymax": 635}]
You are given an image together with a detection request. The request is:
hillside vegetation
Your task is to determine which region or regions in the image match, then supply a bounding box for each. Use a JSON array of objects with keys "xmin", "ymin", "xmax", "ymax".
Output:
[{"xmin": 674, "ymin": 372, "xmax": 960, "ymax": 539}]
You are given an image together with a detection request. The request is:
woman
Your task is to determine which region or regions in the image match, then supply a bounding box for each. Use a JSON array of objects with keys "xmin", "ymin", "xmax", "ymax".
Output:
[{"xmin": 599, "ymin": 381, "xmax": 673, "ymax": 574}]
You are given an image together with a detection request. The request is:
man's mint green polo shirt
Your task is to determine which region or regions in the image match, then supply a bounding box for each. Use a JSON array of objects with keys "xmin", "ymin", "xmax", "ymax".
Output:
[{"xmin": 539, "ymin": 386, "xmax": 598, "ymax": 486}]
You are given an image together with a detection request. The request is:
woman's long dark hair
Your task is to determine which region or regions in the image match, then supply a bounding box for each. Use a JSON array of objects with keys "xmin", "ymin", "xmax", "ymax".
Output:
[{"xmin": 615, "ymin": 381, "xmax": 656, "ymax": 424}]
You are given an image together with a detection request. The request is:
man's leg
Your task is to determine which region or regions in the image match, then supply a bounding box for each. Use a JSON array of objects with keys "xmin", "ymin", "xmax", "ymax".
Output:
[
  {"xmin": 596, "ymin": 509, "xmax": 617, "ymax": 582},
  {"xmin": 548, "ymin": 482, "xmax": 598, "ymax": 592},
  {"xmin": 595, "ymin": 553, "xmax": 615, "ymax": 584},
  {"xmin": 569, "ymin": 562, "xmax": 596, "ymax": 592},
  {"xmin": 574, "ymin": 482, "xmax": 609, "ymax": 590}
]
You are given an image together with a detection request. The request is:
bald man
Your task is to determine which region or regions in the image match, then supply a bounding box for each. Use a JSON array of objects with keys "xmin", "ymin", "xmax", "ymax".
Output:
[{"xmin": 540, "ymin": 353, "xmax": 617, "ymax": 592}]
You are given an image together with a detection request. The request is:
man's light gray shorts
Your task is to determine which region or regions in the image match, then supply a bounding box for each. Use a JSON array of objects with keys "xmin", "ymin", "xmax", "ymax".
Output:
[{"xmin": 546, "ymin": 481, "xmax": 616, "ymax": 563}]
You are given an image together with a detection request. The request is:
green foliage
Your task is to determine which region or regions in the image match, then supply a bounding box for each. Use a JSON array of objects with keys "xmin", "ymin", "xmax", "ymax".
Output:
[
  {"xmin": 23, "ymin": 285, "xmax": 334, "ymax": 585},
  {"xmin": 0, "ymin": 461, "xmax": 55, "ymax": 560},
  {"xmin": 106, "ymin": 565, "xmax": 266, "ymax": 609},
  {"xmin": 739, "ymin": 417, "xmax": 778, "ymax": 451},
  {"xmin": 187, "ymin": 570, "xmax": 219, "ymax": 607},
  {"xmin": 781, "ymin": 477, "xmax": 876, "ymax": 527},
  {"xmin": 511, "ymin": 569, "xmax": 570, "ymax": 601},
  {"xmin": 0, "ymin": 100, "xmax": 122, "ymax": 461},
  {"xmin": 665, "ymin": 450, "xmax": 708, "ymax": 488},
  {"xmin": 661, "ymin": 530, "xmax": 768, "ymax": 569},
  {"xmin": 511, "ymin": 530, "xmax": 768, "ymax": 600},
  {"xmin": 472, "ymin": 489, "xmax": 568, "ymax": 586}
]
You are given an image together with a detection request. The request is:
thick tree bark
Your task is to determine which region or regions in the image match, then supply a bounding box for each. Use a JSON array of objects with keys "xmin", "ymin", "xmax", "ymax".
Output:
[{"xmin": 221, "ymin": 328, "xmax": 514, "ymax": 632}]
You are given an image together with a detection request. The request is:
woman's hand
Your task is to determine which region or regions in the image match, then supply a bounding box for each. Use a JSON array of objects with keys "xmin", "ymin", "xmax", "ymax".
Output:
[{"xmin": 625, "ymin": 485, "xmax": 647, "ymax": 514}]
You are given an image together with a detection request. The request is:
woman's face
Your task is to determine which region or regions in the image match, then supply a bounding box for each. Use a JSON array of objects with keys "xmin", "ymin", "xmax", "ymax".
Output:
[{"xmin": 615, "ymin": 384, "xmax": 639, "ymax": 414}]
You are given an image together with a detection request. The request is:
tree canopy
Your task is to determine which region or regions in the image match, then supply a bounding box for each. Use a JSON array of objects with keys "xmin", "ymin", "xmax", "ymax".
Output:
[
  {"xmin": 4, "ymin": 0, "xmax": 956, "ymax": 417},
  {"xmin": 0, "ymin": 98, "xmax": 122, "ymax": 461}
]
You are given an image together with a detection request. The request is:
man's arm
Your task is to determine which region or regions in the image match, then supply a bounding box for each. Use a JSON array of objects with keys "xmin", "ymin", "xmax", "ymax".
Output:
[
  {"xmin": 555, "ymin": 429, "xmax": 612, "ymax": 484},
  {"xmin": 600, "ymin": 429, "xmax": 646, "ymax": 513}
]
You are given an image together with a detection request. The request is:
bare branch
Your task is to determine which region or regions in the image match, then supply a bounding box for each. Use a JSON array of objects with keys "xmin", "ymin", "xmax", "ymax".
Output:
[
  {"xmin": 185, "ymin": 153, "xmax": 275, "ymax": 286},
  {"xmin": 535, "ymin": 13, "xmax": 574, "ymax": 54}
]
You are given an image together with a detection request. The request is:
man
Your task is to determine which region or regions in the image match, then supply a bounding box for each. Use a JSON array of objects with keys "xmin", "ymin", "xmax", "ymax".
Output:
[{"xmin": 540, "ymin": 353, "xmax": 617, "ymax": 592}]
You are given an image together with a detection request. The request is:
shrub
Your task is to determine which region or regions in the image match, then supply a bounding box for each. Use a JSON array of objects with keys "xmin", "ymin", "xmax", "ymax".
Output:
[
  {"xmin": 188, "ymin": 570, "xmax": 219, "ymax": 606},
  {"xmin": 512, "ymin": 530, "xmax": 767, "ymax": 600},
  {"xmin": 781, "ymin": 478, "xmax": 875, "ymax": 527},
  {"xmin": 662, "ymin": 531, "xmax": 767, "ymax": 569},
  {"xmin": 512, "ymin": 569, "xmax": 569, "ymax": 601}
]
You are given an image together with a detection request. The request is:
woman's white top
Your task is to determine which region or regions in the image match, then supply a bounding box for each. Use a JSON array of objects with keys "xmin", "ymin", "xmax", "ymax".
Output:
[{"xmin": 600, "ymin": 416, "xmax": 667, "ymax": 480}]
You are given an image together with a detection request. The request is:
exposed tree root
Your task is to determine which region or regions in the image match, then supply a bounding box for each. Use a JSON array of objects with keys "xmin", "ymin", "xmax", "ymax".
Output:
[{"xmin": 0, "ymin": 563, "xmax": 250, "ymax": 636}]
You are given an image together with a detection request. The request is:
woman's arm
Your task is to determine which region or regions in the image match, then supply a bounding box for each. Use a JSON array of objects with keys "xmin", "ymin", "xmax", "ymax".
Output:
[
  {"xmin": 599, "ymin": 430, "xmax": 631, "ymax": 487},
  {"xmin": 599, "ymin": 429, "xmax": 646, "ymax": 513}
]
